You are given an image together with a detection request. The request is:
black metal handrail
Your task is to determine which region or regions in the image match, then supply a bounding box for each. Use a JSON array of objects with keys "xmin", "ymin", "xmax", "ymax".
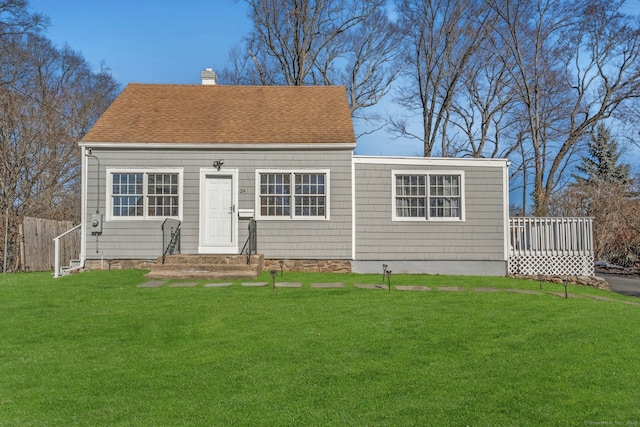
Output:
[
  {"xmin": 241, "ymin": 219, "xmax": 257, "ymax": 264},
  {"xmin": 161, "ymin": 218, "xmax": 181, "ymax": 264}
]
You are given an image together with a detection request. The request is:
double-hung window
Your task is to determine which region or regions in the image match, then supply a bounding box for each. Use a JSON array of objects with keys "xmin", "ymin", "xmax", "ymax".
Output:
[
  {"xmin": 107, "ymin": 169, "xmax": 183, "ymax": 220},
  {"xmin": 393, "ymin": 170, "xmax": 464, "ymax": 221},
  {"xmin": 256, "ymin": 170, "xmax": 329, "ymax": 220}
]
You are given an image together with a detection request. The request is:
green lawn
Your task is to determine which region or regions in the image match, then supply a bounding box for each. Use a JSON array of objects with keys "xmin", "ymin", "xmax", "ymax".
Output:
[{"xmin": 1, "ymin": 270, "xmax": 639, "ymax": 426}]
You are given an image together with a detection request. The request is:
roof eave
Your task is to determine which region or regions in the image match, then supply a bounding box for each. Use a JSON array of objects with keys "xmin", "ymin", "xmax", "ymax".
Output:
[{"xmin": 78, "ymin": 141, "xmax": 357, "ymax": 150}]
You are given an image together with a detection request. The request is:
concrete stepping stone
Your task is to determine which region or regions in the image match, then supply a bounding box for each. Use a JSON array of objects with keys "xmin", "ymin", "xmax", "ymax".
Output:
[
  {"xmin": 204, "ymin": 282, "xmax": 233, "ymax": 288},
  {"xmin": 548, "ymin": 292, "xmax": 585, "ymax": 298},
  {"xmin": 240, "ymin": 282, "xmax": 268, "ymax": 287},
  {"xmin": 506, "ymin": 289, "xmax": 543, "ymax": 295},
  {"xmin": 473, "ymin": 287, "xmax": 500, "ymax": 292},
  {"xmin": 138, "ymin": 280, "xmax": 166, "ymax": 288},
  {"xmin": 395, "ymin": 286, "xmax": 431, "ymax": 291},
  {"xmin": 310, "ymin": 282, "xmax": 345, "ymax": 288},
  {"xmin": 169, "ymin": 282, "xmax": 199, "ymax": 287},
  {"xmin": 275, "ymin": 282, "xmax": 302, "ymax": 288},
  {"xmin": 437, "ymin": 286, "xmax": 465, "ymax": 292},
  {"xmin": 622, "ymin": 301, "xmax": 640, "ymax": 306},
  {"xmin": 354, "ymin": 283, "xmax": 388, "ymax": 290},
  {"xmin": 586, "ymin": 295, "xmax": 616, "ymax": 302}
]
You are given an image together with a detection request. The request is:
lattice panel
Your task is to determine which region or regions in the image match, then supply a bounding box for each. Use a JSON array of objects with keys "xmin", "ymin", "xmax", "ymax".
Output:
[{"xmin": 509, "ymin": 255, "xmax": 594, "ymax": 277}]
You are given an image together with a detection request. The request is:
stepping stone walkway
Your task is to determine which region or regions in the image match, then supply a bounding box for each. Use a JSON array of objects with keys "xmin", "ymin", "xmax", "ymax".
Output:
[
  {"xmin": 169, "ymin": 282, "xmax": 198, "ymax": 287},
  {"xmin": 549, "ymin": 292, "xmax": 585, "ymax": 299},
  {"xmin": 275, "ymin": 282, "xmax": 302, "ymax": 288},
  {"xmin": 310, "ymin": 283, "xmax": 345, "ymax": 288},
  {"xmin": 354, "ymin": 283, "xmax": 388, "ymax": 290},
  {"xmin": 506, "ymin": 289, "xmax": 543, "ymax": 295},
  {"xmin": 138, "ymin": 280, "xmax": 166, "ymax": 288},
  {"xmin": 395, "ymin": 286, "xmax": 431, "ymax": 291},
  {"xmin": 204, "ymin": 282, "xmax": 233, "ymax": 288},
  {"xmin": 134, "ymin": 280, "xmax": 639, "ymax": 307}
]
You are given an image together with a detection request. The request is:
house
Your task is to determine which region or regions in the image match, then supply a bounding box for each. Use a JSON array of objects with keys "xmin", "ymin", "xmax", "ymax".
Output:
[{"xmin": 78, "ymin": 74, "xmax": 510, "ymax": 276}]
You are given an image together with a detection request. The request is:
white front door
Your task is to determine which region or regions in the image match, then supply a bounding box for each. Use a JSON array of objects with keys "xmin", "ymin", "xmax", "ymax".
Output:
[{"xmin": 199, "ymin": 170, "xmax": 238, "ymax": 253}]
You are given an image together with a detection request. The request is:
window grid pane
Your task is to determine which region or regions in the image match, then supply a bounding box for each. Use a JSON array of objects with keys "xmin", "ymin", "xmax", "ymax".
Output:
[
  {"xmin": 294, "ymin": 173, "xmax": 326, "ymax": 216},
  {"xmin": 396, "ymin": 175, "xmax": 427, "ymax": 217},
  {"xmin": 259, "ymin": 173, "xmax": 292, "ymax": 217},
  {"xmin": 112, "ymin": 174, "xmax": 143, "ymax": 217},
  {"xmin": 429, "ymin": 175, "xmax": 461, "ymax": 218},
  {"xmin": 147, "ymin": 173, "xmax": 179, "ymax": 216}
]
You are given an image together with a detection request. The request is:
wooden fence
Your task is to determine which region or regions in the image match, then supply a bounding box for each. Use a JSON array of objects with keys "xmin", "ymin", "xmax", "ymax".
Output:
[
  {"xmin": 23, "ymin": 217, "xmax": 80, "ymax": 272},
  {"xmin": 509, "ymin": 217, "xmax": 594, "ymax": 276}
]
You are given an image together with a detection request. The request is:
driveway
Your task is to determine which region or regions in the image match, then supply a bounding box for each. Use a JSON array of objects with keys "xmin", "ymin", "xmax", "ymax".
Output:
[{"xmin": 596, "ymin": 273, "xmax": 640, "ymax": 298}]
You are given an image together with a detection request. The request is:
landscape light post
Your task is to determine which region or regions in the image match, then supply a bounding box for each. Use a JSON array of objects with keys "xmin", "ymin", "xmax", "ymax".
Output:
[
  {"xmin": 563, "ymin": 276, "xmax": 568, "ymax": 299},
  {"xmin": 538, "ymin": 274, "xmax": 543, "ymax": 290},
  {"xmin": 386, "ymin": 270, "xmax": 392, "ymax": 292},
  {"xmin": 382, "ymin": 264, "xmax": 388, "ymax": 283},
  {"xmin": 279, "ymin": 260, "xmax": 284, "ymax": 277},
  {"xmin": 270, "ymin": 269, "xmax": 277, "ymax": 291}
]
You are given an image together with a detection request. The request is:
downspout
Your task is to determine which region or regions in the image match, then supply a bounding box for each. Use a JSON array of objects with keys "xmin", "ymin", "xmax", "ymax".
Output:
[
  {"xmin": 351, "ymin": 152, "xmax": 356, "ymax": 262},
  {"xmin": 79, "ymin": 146, "xmax": 88, "ymax": 268},
  {"xmin": 504, "ymin": 160, "xmax": 511, "ymax": 274}
]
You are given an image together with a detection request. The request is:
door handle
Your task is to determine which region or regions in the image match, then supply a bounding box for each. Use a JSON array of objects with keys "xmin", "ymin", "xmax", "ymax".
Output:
[{"xmin": 229, "ymin": 205, "xmax": 236, "ymax": 214}]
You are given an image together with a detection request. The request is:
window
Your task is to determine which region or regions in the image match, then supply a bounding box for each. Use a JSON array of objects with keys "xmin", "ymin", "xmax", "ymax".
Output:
[
  {"xmin": 393, "ymin": 171, "xmax": 464, "ymax": 221},
  {"xmin": 107, "ymin": 169, "xmax": 182, "ymax": 220},
  {"xmin": 257, "ymin": 170, "xmax": 329, "ymax": 219}
]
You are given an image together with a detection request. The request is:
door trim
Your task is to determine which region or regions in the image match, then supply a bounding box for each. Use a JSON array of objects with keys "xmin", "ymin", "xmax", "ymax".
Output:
[{"xmin": 198, "ymin": 168, "xmax": 239, "ymax": 254}]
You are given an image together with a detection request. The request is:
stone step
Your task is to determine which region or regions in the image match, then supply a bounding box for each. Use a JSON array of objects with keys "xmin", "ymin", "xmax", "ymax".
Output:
[
  {"xmin": 160, "ymin": 254, "xmax": 262, "ymax": 266},
  {"xmin": 146, "ymin": 254, "xmax": 263, "ymax": 280},
  {"xmin": 143, "ymin": 269, "xmax": 258, "ymax": 280},
  {"xmin": 151, "ymin": 263, "xmax": 261, "ymax": 273}
]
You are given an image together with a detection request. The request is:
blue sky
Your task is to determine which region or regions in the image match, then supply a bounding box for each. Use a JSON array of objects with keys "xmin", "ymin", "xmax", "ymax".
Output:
[{"xmin": 28, "ymin": 0, "xmax": 420, "ymax": 156}]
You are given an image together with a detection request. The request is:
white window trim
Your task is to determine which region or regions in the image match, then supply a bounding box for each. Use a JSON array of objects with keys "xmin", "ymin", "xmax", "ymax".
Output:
[
  {"xmin": 105, "ymin": 168, "xmax": 184, "ymax": 221},
  {"xmin": 391, "ymin": 170, "xmax": 465, "ymax": 222},
  {"xmin": 255, "ymin": 169, "xmax": 331, "ymax": 221}
]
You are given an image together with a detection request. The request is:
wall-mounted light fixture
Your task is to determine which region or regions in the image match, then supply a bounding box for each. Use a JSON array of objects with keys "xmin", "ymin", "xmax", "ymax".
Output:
[{"xmin": 212, "ymin": 160, "xmax": 224, "ymax": 171}]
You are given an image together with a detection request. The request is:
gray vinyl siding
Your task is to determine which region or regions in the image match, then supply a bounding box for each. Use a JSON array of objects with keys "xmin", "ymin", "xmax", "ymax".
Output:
[
  {"xmin": 354, "ymin": 162, "xmax": 506, "ymax": 262},
  {"xmin": 84, "ymin": 147, "xmax": 352, "ymax": 260}
]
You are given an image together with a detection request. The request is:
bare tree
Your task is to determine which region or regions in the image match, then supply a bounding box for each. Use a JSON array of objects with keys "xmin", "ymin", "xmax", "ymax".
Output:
[
  {"xmin": 449, "ymin": 40, "xmax": 519, "ymax": 158},
  {"xmin": 0, "ymin": 0, "xmax": 47, "ymax": 86},
  {"xmin": 0, "ymin": 33, "xmax": 119, "ymax": 270},
  {"xmin": 489, "ymin": 0, "xmax": 640, "ymax": 216},
  {"xmin": 391, "ymin": 0, "xmax": 496, "ymax": 156},
  {"xmin": 221, "ymin": 0, "xmax": 398, "ymax": 119}
]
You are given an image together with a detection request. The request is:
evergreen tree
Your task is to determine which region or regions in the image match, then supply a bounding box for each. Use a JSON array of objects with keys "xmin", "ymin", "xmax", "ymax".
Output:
[{"xmin": 572, "ymin": 124, "xmax": 631, "ymax": 188}]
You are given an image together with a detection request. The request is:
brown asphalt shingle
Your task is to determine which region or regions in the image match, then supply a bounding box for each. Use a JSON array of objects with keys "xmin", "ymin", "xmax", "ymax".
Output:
[{"xmin": 81, "ymin": 84, "xmax": 356, "ymax": 145}]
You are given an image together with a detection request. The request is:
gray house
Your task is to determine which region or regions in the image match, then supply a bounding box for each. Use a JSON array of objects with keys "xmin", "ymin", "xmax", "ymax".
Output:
[{"xmin": 78, "ymin": 80, "xmax": 510, "ymax": 276}]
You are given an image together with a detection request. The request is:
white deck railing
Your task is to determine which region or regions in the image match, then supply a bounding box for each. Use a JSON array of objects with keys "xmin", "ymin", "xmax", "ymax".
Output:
[{"xmin": 509, "ymin": 217, "xmax": 594, "ymax": 276}]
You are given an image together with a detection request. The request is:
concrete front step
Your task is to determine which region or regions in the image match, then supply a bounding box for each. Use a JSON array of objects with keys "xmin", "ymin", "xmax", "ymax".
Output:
[
  {"xmin": 160, "ymin": 254, "xmax": 263, "ymax": 266},
  {"xmin": 145, "ymin": 254, "xmax": 263, "ymax": 280},
  {"xmin": 144, "ymin": 269, "xmax": 259, "ymax": 280},
  {"xmin": 152, "ymin": 263, "xmax": 261, "ymax": 273}
]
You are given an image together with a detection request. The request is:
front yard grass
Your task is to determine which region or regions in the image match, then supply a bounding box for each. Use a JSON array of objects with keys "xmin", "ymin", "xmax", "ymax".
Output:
[{"xmin": 1, "ymin": 270, "xmax": 639, "ymax": 426}]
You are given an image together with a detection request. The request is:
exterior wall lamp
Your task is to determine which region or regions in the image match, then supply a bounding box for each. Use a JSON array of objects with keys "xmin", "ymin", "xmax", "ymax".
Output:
[{"xmin": 212, "ymin": 160, "xmax": 224, "ymax": 171}]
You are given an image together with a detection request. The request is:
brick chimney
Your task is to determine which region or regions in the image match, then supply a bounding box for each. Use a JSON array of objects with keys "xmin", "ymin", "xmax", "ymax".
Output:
[{"xmin": 201, "ymin": 68, "xmax": 217, "ymax": 85}]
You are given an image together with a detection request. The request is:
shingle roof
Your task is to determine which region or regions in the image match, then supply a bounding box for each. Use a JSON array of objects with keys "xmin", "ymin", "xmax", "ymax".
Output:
[{"xmin": 81, "ymin": 84, "xmax": 356, "ymax": 145}]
